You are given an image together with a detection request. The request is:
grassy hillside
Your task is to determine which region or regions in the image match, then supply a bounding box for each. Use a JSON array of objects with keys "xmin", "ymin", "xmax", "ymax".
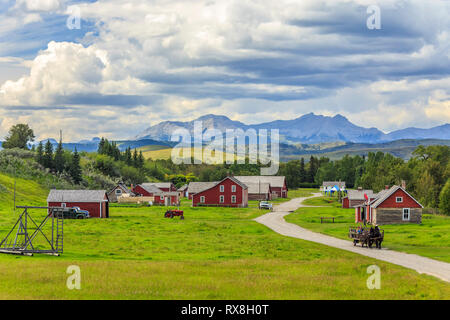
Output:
[{"xmin": 0, "ymin": 183, "xmax": 448, "ymax": 299}]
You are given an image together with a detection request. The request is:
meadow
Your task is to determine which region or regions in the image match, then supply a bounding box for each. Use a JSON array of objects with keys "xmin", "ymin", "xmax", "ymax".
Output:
[
  {"xmin": 0, "ymin": 175, "xmax": 449, "ymax": 299},
  {"xmin": 286, "ymin": 196, "xmax": 450, "ymax": 263}
]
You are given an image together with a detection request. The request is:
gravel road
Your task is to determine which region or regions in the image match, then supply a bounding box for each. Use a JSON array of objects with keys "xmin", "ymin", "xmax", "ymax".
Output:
[{"xmin": 255, "ymin": 193, "xmax": 450, "ymax": 283}]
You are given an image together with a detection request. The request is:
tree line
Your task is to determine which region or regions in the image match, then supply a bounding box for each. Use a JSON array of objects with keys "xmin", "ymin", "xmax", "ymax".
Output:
[{"xmin": 1, "ymin": 123, "xmax": 449, "ymax": 213}]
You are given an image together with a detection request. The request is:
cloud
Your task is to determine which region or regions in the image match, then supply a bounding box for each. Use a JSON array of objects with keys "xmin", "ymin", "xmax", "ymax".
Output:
[{"xmin": 0, "ymin": 0, "xmax": 449, "ymax": 140}]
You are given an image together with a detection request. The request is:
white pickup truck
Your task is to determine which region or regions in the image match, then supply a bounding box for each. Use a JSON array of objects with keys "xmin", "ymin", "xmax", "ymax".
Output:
[{"xmin": 259, "ymin": 201, "xmax": 273, "ymax": 210}]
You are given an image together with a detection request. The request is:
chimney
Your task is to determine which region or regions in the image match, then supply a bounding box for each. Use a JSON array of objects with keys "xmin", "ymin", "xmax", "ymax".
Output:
[
  {"xmin": 385, "ymin": 185, "xmax": 389, "ymax": 190},
  {"xmin": 401, "ymin": 180, "xmax": 406, "ymax": 190}
]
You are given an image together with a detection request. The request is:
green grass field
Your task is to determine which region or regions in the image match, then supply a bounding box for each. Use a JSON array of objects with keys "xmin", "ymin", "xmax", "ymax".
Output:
[
  {"xmin": 0, "ymin": 177, "xmax": 449, "ymax": 299},
  {"xmin": 286, "ymin": 196, "xmax": 450, "ymax": 263}
]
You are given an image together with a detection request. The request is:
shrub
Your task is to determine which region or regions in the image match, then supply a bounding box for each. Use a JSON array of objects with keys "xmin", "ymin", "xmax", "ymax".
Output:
[{"xmin": 439, "ymin": 179, "xmax": 450, "ymax": 216}]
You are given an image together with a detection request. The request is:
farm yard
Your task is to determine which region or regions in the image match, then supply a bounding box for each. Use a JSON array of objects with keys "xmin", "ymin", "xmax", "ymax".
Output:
[{"xmin": 0, "ymin": 174, "xmax": 449, "ymax": 299}]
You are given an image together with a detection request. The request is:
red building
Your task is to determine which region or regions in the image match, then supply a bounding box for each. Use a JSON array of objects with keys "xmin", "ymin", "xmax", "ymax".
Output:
[
  {"xmin": 187, "ymin": 182, "xmax": 217, "ymax": 199},
  {"xmin": 234, "ymin": 176, "xmax": 288, "ymax": 198},
  {"xmin": 152, "ymin": 192, "xmax": 180, "ymax": 206},
  {"xmin": 133, "ymin": 183, "xmax": 162, "ymax": 196},
  {"xmin": 355, "ymin": 185, "xmax": 423, "ymax": 225},
  {"xmin": 141, "ymin": 182, "xmax": 176, "ymax": 192},
  {"xmin": 342, "ymin": 189, "xmax": 375, "ymax": 208},
  {"xmin": 47, "ymin": 190, "xmax": 109, "ymax": 218},
  {"xmin": 192, "ymin": 176, "xmax": 248, "ymax": 207}
]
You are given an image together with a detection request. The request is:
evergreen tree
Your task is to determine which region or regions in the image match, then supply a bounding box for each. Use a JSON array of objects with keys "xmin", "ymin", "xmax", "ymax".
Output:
[
  {"xmin": 70, "ymin": 148, "xmax": 82, "ymax": 184},
  {"xmin": 43, "ymin": 140, "xmax": 54, "ymax": 169},
  {"xmin": 132, "ymin": 149, "xmax": 138, "ymax": 167},
  {"xmin": 35, "ymin": 141, "xmax": 44, "ymax": 165},
  {"xmin": 299, "ymin": 157, "xmax": 306, "ymax": 182},
  {"xmin": 308, "ymin": 156, "xmax": 318, "ymax": 183},
  {"xmin": 138, "ymin": 151, "xmax": 145, "ymax": 168},
  {"xmin": 125, "ymin": 147, "xmax": 132, "ymax": 166},
  {"xmin": 54, "ymin": 138, "xmax": 65, "ymax": 173},
  {"xmin": 98, "ymin": 137, "xmax": 106, "ymax": 154}
]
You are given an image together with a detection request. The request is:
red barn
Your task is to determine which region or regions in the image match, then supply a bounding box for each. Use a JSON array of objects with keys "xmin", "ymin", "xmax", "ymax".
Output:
[
  {"xmin": 47, "ymin": 190, "xmax": 109, "ymax": 218},
  {"xmin": 192, "ymin": 176, "xmax": 248, "ymax": 207},
  {"xmin": 234, "ymin": 176, "xmax": 288, "ymax": 198},
  {"xmin": 355, "ymin": 185, "xmax": 423, "ymax": 225},
  {"xmin": 187, "ymin": 182, "xmax": 217, "ymax": 199},
  {"xmin": 133, "ymin": 183, "xmax": 162, "ymax": 196},
  {"xmin": 343, "ymin": 189, "xmax": 376, "ymax": 208}
]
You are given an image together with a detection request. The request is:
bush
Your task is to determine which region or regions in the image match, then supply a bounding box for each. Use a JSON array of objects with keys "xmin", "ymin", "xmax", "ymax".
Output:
[{"xmin": 439, "ymin": 179, "xmax": 450, "ymax": 215}]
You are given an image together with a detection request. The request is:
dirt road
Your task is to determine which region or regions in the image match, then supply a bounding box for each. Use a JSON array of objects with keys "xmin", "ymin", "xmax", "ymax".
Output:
[{"xmin": 255, "ymin": 193, "xmax": 450, "ymax": 283}]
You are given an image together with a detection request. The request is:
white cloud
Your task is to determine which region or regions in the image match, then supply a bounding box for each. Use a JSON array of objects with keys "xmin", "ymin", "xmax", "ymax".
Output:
[{"xmin": 0, "ymin": 0, "xmax": 449, "ymax": 140}]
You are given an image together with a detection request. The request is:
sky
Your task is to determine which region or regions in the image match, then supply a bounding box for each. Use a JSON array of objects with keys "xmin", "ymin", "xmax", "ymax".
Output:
[{"xmin": 0, "ymin": 0, "xmax": 449, "ymax": 141}]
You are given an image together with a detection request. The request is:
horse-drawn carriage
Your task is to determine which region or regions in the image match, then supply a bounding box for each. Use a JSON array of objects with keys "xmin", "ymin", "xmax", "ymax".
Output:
[{"xmin": 348, "ymin": 226, "xmax": 384, "ymax": 249}]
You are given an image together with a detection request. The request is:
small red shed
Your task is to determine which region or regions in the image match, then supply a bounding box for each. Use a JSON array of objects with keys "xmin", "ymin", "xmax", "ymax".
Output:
[{"xmin": 47, "ymin": 190, "xmax": 109, "ymax": 218}]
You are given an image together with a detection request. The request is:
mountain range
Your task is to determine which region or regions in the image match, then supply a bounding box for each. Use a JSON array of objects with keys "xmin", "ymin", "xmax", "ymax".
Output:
[{"xmin": 135, "ymin": 113, "xmax": 450, "ymax": 144}]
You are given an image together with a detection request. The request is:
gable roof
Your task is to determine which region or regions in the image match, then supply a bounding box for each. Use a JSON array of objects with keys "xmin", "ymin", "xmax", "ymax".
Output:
[
  {"xmin": 109, "ymin": 183, "xmax": 132, "ymax": 195},
  {"xmin": 187, "ymin": 182, "xmax": 218, "ymax": 194},
  {"xmin": 246, "ymin": 182, "xmax": 271, "ymax": 194},
  {"xmin": 139, "ymin": 183, "xmax": 163, "ymax": 194},
  {"xmin": 192, "ymin": 176, "xmax": 248, "ymax": 196},
  {"xmin": 47, "ymin": 190, "xmax": 107, "ymax": 203},
  {"xmin": 177, "ymin": 184, "xmax": 188, "ymax": 191},
  {"xmin": 347, "ymin": 189, "xmax": 375, "ymax": 201},
  {"xmin": 234, "ymin": 176, "xmax": 286, "ymax": 188},
  {"xmin": 142, "ymin": 182, "xmax": 173, "ymax": 189},
  {"xmin": 370, "ymin": 185, "xmax": 423, "ymax": 208}
]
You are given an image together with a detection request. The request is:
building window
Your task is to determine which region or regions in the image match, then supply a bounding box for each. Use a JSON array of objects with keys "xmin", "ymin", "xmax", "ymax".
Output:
[
  {"xmin": 231, "ymin": 185, "xmax": 236, "ymax": 192},
  {"xmin": 61, "ymin": 203, "xmax": 66, "ymax": 208},
  {"xmin": 200, "ymin": 196, "xmax": 205, "ymax": 203},
  {"xmin": 115, "ymin": 189, "xmax": 122, "ymax": 195},
  {"xmin": 160, "ymin": 196, "xmax": 164, "ymax": 200},
  {"xmin": 231, "ymin": 195, "xmax": 236, "ymax": 203},
  {"xmin": 220, "ymin": 195, "xmax": 224, "ymax": 203},
  {"xmin": 402, "ymin": 208, "xmax": 410, "ymax": 221},
  {"xmin": 220, "ymin": 185, "xmax": 224, "ymax": 192},
  {"xmin": 396, "ymin": 197, "xmax": 403, "ymax": 203}
]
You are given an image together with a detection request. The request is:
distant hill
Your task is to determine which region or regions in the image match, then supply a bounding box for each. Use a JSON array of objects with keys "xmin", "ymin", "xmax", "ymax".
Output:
[
  {"xmin": 30, "ymin": 138, "xmax": 174, "ymax": 153},
  {"xmin": 384, "ymin": 124, "xmax": 450, "ymax": 141},
  {"xmin": 280, "ymin": 139, "xmax": 450, "ymax": 161},
  {"xmin": 134, "ymin": 113, "xmax": 449, "ymax": 144}
]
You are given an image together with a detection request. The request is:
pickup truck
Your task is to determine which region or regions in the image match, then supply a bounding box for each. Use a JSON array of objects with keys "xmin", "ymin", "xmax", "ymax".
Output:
[
  {"xmin": 259, "ymin": 201, "xmax": 273, "ymax": 210},
  {"xmin": 54, "ymin": 207, "xmax": 90, "ymax": 219}
]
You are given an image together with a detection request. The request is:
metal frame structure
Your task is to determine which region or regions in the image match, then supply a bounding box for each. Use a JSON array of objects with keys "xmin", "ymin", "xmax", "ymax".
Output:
[{"xmin": 0, "ymin": 206, "xmax": 64, "ymax": 256}]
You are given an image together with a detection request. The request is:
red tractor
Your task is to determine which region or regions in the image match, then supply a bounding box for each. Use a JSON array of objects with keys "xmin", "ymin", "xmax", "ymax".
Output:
[{"xmin": 164, "ymin": 209, "xmax": 184, "ymax": 220}]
